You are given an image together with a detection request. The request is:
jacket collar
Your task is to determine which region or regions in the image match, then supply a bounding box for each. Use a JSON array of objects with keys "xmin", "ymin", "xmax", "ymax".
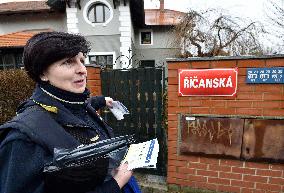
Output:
[{"xmin": 25, "ymin": 85, "xmax": 91, "ymax": 128}]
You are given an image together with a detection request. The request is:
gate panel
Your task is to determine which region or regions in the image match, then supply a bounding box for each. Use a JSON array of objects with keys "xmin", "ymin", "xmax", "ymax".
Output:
[{"xmin": 101, "ymin": 67, "xmax": 166, "ymax": 175}]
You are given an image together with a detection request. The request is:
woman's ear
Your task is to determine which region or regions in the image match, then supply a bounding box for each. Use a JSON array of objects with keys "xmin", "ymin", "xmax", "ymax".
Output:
[{"xmin": 40, "ymin": 75, "xmax": 48, "ymax": 82}]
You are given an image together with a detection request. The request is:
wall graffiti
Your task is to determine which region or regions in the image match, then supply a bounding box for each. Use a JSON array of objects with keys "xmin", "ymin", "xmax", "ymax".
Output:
[
  {"xmin": 180, "ymin": 116, "xmax": 244, "ymax": 158},
  {"xmin": 179, "ymin": 115, "xmax": 284, "ymax": 162},
  {"xmin": 186, "ymin": 119, "xmax": 234, "ymax": 145}
]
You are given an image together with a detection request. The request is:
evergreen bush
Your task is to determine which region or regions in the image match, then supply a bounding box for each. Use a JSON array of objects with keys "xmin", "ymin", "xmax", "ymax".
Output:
[{"xmin": 0, "ymin": 69, "xmax": 35, "ymax": 124}]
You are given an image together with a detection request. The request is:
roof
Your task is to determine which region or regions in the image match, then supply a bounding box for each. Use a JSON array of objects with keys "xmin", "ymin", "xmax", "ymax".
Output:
[
  {"xmin": 0, "ymin": 1, "xmax": 51, "ymax": 15},
  {"xmin": 0, "ymin": 29, "xmax": 51, "ymax": 48},
  {"xmin": 145, "ymin": 9, "xmax": 185, "ymax": 26}
]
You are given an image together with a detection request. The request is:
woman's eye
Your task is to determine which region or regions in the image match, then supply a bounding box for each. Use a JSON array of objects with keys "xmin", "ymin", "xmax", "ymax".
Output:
[
  {"xmin": 80, "ymin": 59, "xmax": 85, "ymax": 64},
  {"xmin": 63, "ymin": 59, "xmax": 72, "ymax": 65}
]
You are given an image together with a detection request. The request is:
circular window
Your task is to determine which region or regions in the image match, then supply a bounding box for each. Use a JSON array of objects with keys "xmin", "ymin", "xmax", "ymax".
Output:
[{"xmin": 84, "ymin": 0, "xmax": 113, "ymax": 26}]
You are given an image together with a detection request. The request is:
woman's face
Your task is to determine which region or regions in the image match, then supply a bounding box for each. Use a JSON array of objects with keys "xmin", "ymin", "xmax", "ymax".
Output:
[{"xmin": 41, "ymin": 52, "xmax": 87, "ymax": 93}]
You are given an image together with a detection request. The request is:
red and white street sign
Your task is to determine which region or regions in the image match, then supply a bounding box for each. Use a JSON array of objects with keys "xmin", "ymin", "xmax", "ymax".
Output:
[{"xmin": 178, "ymin": 68, "xmax": 238, "ymax": 96}]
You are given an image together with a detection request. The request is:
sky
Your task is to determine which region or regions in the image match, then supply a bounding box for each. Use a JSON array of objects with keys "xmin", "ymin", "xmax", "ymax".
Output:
[
  {"xmin": 144, "ymin": 0, "xmax": 283, "ymax": 52},
  {"xmin": 144, "ymin": 0, "xmax": 267, "ymax": 22}
]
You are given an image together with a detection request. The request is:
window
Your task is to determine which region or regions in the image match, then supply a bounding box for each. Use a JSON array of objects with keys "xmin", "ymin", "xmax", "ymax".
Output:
[
  {"xmin": 89, "ymin": 55, "xmax": 114, "ymax": 69},
  {"xmin": 140, "ymin": 60, "xmax": 155, "ymax": 67},
  {"xmin": 0, "ymin": 51, "xmax": 23, "ymax": 70},
  {"xmin": 140, "ymin": 30, "xmax": 153, "ymax": 45},
  {"xmin": 87, "ymin": 3, "xmax": 110, "ymax": 23},
  {"xmin": 83, "ymin": 0, "xmax": 113, "ymax": 26}
]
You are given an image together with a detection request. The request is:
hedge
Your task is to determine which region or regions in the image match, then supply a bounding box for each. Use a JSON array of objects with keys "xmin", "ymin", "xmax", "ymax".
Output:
[{"xmin": 0, "ymin": 69, "xmax": 35, "ymax": 124}]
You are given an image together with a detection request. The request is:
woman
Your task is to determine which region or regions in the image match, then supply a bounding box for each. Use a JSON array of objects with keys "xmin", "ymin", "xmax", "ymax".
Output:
[{"xmin": 0, "ymin": 32, "xmax": 133, "ymax": 193}]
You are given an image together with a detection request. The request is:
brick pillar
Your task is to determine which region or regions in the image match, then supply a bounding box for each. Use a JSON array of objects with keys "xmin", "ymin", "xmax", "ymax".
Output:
[{"xmin": 86, "ymin": 66, "xmax": 101, "ymax": 96}]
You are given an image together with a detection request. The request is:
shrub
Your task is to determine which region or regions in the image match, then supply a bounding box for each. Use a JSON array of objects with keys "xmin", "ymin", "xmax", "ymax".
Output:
[{"xmin": 0, "ymin": 69, "xmax": 35, "ymax": 124}]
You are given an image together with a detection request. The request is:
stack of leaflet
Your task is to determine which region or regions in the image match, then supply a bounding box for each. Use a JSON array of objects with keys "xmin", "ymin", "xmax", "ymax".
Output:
[
  {"xmin": 109, "ymin": 101, "xmax": 130, "ymax": 120},
  {"xmin": 122, "ymin": 138, "xmax": 159, "ymax": 170}
]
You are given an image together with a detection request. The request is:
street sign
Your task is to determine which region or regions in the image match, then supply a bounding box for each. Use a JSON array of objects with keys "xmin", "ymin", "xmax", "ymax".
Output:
[
  {"xmin": 246, "ymin": 67, "xmax": 284, "ymax": 84},
  {"xmin": 178, "ymin": 68, "xmax": 238, "ymax": 96}
]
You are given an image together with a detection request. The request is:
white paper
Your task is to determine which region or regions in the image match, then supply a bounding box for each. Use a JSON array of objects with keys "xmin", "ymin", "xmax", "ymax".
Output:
[
  {"xmin": 122, "ymin": 138, "xmax": 159, "ymax": 170},
  {"xmin": 109, "ymin": 101, "xmax": 129, "ymax": 120}
]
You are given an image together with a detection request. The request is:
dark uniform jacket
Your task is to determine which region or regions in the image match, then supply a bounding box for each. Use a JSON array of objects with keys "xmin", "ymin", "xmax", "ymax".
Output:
[{"xmin": 0, "ymin": 85, "xmax": 121, "ymax": 193}]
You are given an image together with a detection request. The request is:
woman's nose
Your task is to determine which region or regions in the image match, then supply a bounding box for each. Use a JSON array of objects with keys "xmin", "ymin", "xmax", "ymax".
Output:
[{"xmin": 75, "ymin": 59, "xmax": 87, "ymax": 75}]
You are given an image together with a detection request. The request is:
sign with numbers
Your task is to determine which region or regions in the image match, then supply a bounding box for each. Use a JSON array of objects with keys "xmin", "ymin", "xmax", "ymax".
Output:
[{"xmin": 246, "ymin": 67, "xmax": 284, "ymax": 84}]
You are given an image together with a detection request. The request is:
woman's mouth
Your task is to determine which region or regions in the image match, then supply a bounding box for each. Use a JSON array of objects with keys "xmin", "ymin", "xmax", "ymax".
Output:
[{"xmin": 74, "ymin": 79, "xmax": 86, "ymax": 86}]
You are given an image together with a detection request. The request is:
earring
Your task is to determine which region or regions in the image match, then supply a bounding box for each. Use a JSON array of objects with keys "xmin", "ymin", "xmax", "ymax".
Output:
[{"xmin": 42, "ymin": 78, "xmax": 47, "ymax": 81}]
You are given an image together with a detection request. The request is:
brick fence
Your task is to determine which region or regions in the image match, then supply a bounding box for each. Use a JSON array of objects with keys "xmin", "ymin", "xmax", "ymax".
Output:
[
  {"xmin": 86, "ymin": 66, "xmax": 101, "ymax": 96},
  {"xmin": 85, "ymin": 57, "xmax": 284, "ymax": 193},
  {"xmin": 167, "ymin": 55, "xmax": 284, "ymax": 193}
]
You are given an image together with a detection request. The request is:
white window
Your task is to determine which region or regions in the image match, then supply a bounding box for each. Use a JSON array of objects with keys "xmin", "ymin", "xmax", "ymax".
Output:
[
  {"xmin": 140, "ymin": 29, "xmax": 153, "ymax": 45},
  {"xmin": 83, "ymin": 0, "xmax": 113, "ymax": 27},
  {"xmin": 86, "ymin": 52, "xmax": 116, "ymax": 69}
]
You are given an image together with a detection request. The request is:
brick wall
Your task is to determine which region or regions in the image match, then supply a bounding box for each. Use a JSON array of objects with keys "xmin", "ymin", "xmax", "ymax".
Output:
[
  {"xmin": 167, "ymin": 56, "xmax": 284, "ymax": 193},
  {"xmin": 86, "ymin": 66, "xmax": 101, "ymax": 96}
]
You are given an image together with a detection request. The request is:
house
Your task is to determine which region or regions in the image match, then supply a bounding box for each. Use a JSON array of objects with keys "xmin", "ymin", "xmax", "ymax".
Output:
[
  {"xmin": 0, "ymin": 0, "xmax": 65, "ymax": 69},
  {"xmin": 133, "ymin": 1, "xmax": 184, "ymax": 68},
  {"xmin": 0, "ymin": 0, "xmax": 185, "ymax": 69}
]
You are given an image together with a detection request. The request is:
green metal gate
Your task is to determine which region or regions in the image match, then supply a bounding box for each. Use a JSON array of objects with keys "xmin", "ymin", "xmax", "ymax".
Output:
[{"xmin": 101, "ymin": 67, "xmax": 167, "ymax": 176}]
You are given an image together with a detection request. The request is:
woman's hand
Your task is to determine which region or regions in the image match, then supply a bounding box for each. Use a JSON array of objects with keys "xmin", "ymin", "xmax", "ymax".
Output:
[
  {"xmin": 104, "ymin": 97, "xmax": 113, "ymax": 108},
  {"xmin": 112, "ymin": 163, "xmax": 133, "ymax": 188}
]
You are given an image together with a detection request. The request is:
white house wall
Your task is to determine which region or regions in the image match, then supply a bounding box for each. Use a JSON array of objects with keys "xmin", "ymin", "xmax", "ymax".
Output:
[
  {"xmin": 85, "ymin": 34, "xmax": 120, "ymax": 68},
  {"xmin": 118, "ymin": 1, "xmax": 132, "ymax": 68},
  {"xmin": 0, "ymin": 13, "xmax": 66, "ymax": 35},
  {"xmin": 66, "ymin": 7, "xmax": 79, "ymax": 33},
  {"xmin": 76, "ymin": 0, "xmax": 120, "ymax": 35},
  {"xmin": 133, "ymin": 26, "xmax": 180, "ymax": 69},
  {"xmin": 135, "ymin": 26, "xmax": 177, "ymax": 49},
  {"xmin": 73, "ymin": 0, "xmax": 133, "ymax": 69}
]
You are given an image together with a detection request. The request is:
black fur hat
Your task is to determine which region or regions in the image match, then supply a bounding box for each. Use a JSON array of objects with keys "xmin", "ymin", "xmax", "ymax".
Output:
[{"xmin": 23, "ymin": 31, "xmax": 90, "ymax": 82}]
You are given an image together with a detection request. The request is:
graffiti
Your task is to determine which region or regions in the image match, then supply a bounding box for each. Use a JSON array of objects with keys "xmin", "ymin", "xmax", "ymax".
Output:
[
  {"xmin": 180, "ymin": 116, "xmax": 243, "ymax": 158},
  {"xmin": 187, "ymin": 119, "xmax": 233, "ymax": 145}
]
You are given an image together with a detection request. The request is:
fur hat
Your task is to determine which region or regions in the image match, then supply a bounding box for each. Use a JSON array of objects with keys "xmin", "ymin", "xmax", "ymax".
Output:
[{"xmin": 23, "ymin": 31, "xmax": 90, "ymax": 82}]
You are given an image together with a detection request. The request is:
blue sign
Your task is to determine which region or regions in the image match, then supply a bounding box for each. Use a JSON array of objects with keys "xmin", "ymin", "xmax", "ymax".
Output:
[
  {"xmin": 145, "ymin": 139, "xmax": 155, "ymax": 163},
  {"xmin": 246, "ymin": 67, "xmax": 284, "ymax": 84}
]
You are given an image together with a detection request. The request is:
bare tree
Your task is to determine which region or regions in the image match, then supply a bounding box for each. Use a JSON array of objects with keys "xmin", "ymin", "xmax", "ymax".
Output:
[
  {"xmin": 264, "ymin": 0, "xmax": 284, "ymax": 51},
  {"xmin": 266, "ymin": 0, "xmax": 284, "ymax": 34},
  {"xmin": 172, "ymin": 9, "xmax": 265, "ymax": 57}
]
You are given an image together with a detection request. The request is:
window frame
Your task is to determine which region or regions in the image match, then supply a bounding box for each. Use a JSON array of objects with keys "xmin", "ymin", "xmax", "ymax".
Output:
[
  {"xmin": 86, "ymin": 51, "xmax": 116, "ymax": 69},
  {"xmin": 83, "ymin": 0, "xmax": 113, "ymax": 27},
  {"xmin": 139, "ymin": 29, "xmax": 153, "ymax": 45}
]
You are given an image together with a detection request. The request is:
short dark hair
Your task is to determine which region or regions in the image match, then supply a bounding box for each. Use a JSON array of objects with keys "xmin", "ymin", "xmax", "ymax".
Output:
[{"xmin": 23, "ymin": 31, "xmax": 91, "ymax": 82}]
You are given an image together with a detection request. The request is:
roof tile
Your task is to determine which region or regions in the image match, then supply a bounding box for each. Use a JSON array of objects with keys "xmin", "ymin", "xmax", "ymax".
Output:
[
  {"xmin": 0, "ymin": 29, "xmax": 52, "ymax": 48},
  {"xmin": 0, "ymin": 1, "xmax": 51, "ymax": 14}
]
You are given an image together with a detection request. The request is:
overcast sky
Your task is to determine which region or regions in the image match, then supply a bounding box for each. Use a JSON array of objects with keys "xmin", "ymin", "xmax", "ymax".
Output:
[
  {"xmin": 145, "ymin": 0, "xmax": 283, "ymax": 51},
  {"xmin": 144, "ymin": 0, "xmax": 268, "ymax": 22}
]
